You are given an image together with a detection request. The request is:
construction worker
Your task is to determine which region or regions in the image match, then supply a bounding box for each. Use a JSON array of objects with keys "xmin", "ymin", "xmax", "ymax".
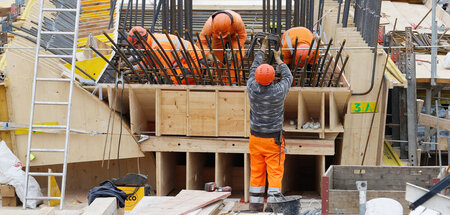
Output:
[
  {"xmin": 127, "ymin": 26, "xmax": 203, "ymax": 85},
  {"xmin": 247, "ymin": 37, "xmax": 293, "ymax": 212},
  {"xmin": 198, "ymin": 10, "xmax": 247, "ymax": 84},
  {"xmin": 281, "ymin": 27, "xmax": 317, "ymax": 67}
]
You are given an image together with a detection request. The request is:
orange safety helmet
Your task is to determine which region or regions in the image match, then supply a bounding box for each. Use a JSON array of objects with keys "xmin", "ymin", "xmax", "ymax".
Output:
[
  {"xmin": 128, "ymin": 26, "xmax": 148, "ymax": 45},
  {"xmin": 212, "ymin": 12, "xmax": 233, "ymax": 39},
  {"xmin": 255, "ymin": 64, "xmax": 275, "ymax": 85}
]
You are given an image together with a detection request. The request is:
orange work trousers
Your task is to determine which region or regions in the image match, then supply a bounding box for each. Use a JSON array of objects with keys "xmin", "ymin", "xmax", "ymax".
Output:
[{"xmin": 248, "ymin": 133, "xmax": 285, "ymax": 203}]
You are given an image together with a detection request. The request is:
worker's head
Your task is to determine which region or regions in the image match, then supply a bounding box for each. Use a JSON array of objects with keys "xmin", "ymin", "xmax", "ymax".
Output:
[
  {"xmin": 255, "ymin": 64, "xmax": 275, "ymax": 86},
  {"xmin": 128, "ymin": 26, "xmax": 148, "ymax": 48},
  {"xmin": 294, "ymin": 43, "xmax": 311, "ymax": 67},
  {"xmin": 212, "ymin": 13, "xmax": 232, "ymax": 39}
]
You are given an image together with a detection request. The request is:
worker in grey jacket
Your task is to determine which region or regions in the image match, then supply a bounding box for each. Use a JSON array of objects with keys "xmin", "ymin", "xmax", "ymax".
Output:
[{"xmin": 247, "ymin": 37, "xmax": 293, "ymax": 212}]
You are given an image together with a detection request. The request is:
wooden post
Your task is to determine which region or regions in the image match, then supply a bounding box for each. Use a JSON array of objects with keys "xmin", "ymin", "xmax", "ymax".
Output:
[
  {"xmin": 244, "ymin": 153, "xmax": 250, "ymax": 202},
  {"xmin": 0, "ymin": 85, "xmax": 14, "ymax": 153}
]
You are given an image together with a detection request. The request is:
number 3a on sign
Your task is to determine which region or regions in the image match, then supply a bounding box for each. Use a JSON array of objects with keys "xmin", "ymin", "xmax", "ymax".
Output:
[{"xmin": 351, "ymin": 102, "xmax": 378, "ymax": 113}]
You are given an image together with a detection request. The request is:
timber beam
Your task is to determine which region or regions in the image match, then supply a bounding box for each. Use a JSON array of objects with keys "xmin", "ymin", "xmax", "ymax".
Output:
[{"xmin": 140, "ymin": 136, "xmax": 335, "ymax": 155}]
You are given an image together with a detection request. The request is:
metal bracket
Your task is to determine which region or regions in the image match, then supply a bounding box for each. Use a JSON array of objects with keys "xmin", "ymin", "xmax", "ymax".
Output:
[{"xmin": 356, "ymin": 181, "xmax": 367, "ymax": 215}]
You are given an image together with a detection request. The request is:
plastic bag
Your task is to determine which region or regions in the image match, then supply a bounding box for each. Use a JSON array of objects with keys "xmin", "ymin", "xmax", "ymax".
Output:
[
  {"xmin": 0, "ymin": 140, "xmax": 43, "ymax": 208},
  {"xmin": 443, "ymin": 52, "xmax": 450, "ymax": 69}
]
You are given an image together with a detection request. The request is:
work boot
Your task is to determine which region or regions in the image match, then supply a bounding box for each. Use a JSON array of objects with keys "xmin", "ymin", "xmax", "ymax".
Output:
[{"xmin": 249, "ymin": 203, "xmax": 264, "ymax": 212}]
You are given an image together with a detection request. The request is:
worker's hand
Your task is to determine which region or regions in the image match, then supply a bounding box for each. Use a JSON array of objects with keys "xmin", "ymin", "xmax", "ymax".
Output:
[
  {"xmin": 273, "ymin": 49, "xmax": 284, "ymax": 65},
  {"xmin": 273, "ymin": 49, "xmax": 281, "ymax": 60},
  {"xmin": 260, "ymin": 36, "xmax": 268, "ymax": 52},
  {"xmin": 206, "ymin": 54, "xmax": 214, "ymax": 63}
]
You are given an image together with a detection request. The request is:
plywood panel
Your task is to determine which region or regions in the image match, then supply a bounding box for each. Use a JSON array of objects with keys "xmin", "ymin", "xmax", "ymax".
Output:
[
  {"xmin": 218, "ymin": 91, "xmax": 245, "ymax": 137},
  {"xmin": 159, "ymin": 90, "xmax": 187, "ymax": 135},
  {"xmin": 156, "ymin": 152, "xmax": 176, "ymax": 196},
  {"xmin": 188, "ymin": 91, "xmax": 216, "ymax": 136},
  {"xmin": 129, "ymin": 88, "xmax": 148, "ymax": 135}
]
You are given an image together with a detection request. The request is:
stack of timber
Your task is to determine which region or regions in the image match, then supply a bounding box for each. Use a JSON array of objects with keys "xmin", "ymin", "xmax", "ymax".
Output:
[{"xmin": 322, "ymin": 0, "xmax": 389, "ymax": 165}]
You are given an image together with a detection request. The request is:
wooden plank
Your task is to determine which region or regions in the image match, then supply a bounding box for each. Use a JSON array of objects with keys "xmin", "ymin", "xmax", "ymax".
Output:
[
  {"xmin": 188, "ymin": 91, "xmax": 216, "ymax": 136},
  {"xmin": 84, "ymin": 197, "xmax": 118, "ymax": 215},
  {"xmin": 156, "ymin": 152, "xmax": 176, "ymax": 196},
  {"xmin": 215, "ymin": 153, "xmax": 233, "ymax": 187},
  {"xmin": 159, "ymin": 90, "xmax": 187, "ymax": 135},
  {"xmin": 405, "ymin": 183, "xmax": 450, "ymax": 214},
  {"xmin": 141, "ymin": 190, "xmax": 230, "ymax": 215},
  {"xmin": 418, "ymin": 113, "xmax": 450, "ymax": 131},
  {"xmin": 0, "ymin": 85, "xmax": 14, "ymax": 153},
  {"xmin": 140, "ymin": 136, "xmax": 335, "ymax": 155},
  {"xmin": 218, "ymin": 91, "xmax": 246, "ymax": 137},
  {"xmin": 244, "ymin": 153, "xmax": 250, "ymax": 203},
  {"xmin": 331, "ymin": 166, "xmax": 440, "ymax": 191},
  {"xmin": 131, "ymin": 196, "xmax": 174, "ymax": 214},
  {"xmin": 315, "ymin": 155, "xmax": 325, "ymax": 193},
  {"xmin": 129, "ymin": 88, "xmax": 147, "ymax": 135},
  {"xmin": 197, "ymin": 200, "xmax": 223, "ymax": 215},
  {"xmin": 186, "ymin": 152, "xmax": 207, "ymax": 190}
]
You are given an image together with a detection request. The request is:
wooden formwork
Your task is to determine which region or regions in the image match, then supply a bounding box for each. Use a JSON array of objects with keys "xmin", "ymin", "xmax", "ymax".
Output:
[{"xmin": 93, "ymin": 84, "xmax": 351, "ymax": 200}]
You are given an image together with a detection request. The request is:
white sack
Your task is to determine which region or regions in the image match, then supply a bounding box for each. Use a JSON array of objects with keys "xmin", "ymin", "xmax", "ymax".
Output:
[{"xmin": 0, "ymin": 140, "xmax": 43, "ymax": 208}]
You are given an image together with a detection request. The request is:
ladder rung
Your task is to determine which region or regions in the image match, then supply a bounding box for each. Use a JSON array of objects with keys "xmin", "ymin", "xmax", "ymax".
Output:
[
  {"xmin": 26, "ymin": 196, "xmax": 61, "ymax": 200},
  {"xmin": 43, "ymin": 8, "xmax": 77, "ymax": 12},
  {"xmin": 28, "ymin": 172, "xmax": 64, "ymax": 177},
  {"xmin": 32, "ymin": 125, "xmax": 67, "ymax": 129},
  {"xmin": 30, "ymin": 148, "xmax": 65, "ymax": 152},
  {"xmin": 39, "ymin": 54, "xmax": 73, "ymax": 58},
  {"xmin": 36, "ymin": 78, "xmax": 71, "ymax": 82},
  {"xmin": 41, "ymin": 31, "xmax": 75, "ymax": 35},
  {"xmin": 35, "ymin": 101, "xmax": 69, "ymax": 105}
]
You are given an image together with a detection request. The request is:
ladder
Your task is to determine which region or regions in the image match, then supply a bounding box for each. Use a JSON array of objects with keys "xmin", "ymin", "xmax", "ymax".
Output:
[{"xmin": 23, "ymin": 0, "xmax": 81, "ymax": 209}]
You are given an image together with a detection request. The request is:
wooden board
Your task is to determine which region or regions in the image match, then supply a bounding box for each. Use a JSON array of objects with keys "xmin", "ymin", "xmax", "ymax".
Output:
[
  {"xmin": 30, "ymin": 153, "xmax": 156, "ymax": 191},
  {"xmin": 188, "ymin": 91, "xmax": 216, "ymax": 136},
  {"xmin": 159, "ymin": 90, "xmax": 187, "ymax": 135},
  {"xmin": 156, "ymin": 152, "xmax": 177, "ymax": 196},
  {"xmin": 84, "ymin": 197, "xmax": 119, "ymax": 215},
  {"xmin": 140, "ymin": 190, "xmax": 230, "ymax": 215},
  {"xmin": 218, "ymin": 91, "xmax": 246, "ymax": 137},
  {"xmin": 140, "ymin": 136, "xmax": 335, "ymax": 155}
]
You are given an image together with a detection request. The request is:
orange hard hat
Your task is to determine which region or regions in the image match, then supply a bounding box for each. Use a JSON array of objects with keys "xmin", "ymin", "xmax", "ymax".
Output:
[
  {"xmin": 295, "ymin": 43, "xmax": 311, "ymax": 67},
  {"xmin": 255, "ymin": 64, "xmax": 275, "ymax": 85},
  {"xmin": 212, "ymin": 13, "xmax": 232, "ymax": 39},
  {"xmin": 128, "ymin": 26, "xmax": 148, "ymax": 45}
]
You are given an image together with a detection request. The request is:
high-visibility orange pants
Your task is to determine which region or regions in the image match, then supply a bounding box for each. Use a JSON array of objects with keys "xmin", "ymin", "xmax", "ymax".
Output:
[{"xmin": 248, "ymin": 134, "xmax": 285, "ymax": 205}]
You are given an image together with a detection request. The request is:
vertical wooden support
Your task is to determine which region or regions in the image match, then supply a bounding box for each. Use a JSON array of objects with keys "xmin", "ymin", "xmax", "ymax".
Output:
[
  {"xmin": 215, "ymin": 90, "xmax": 219, "ymax": 137},
  {"xmin": 129, "ymin": 88, "xmax": 147, "ymax": 135},
  {"xmin": 297, "ymin": 91, "xmax": 306, "ymax": 129},
  {"xmin": 155, "ymin": 89, "xmax": 161, "ymax": 136},
  {"xmin": 0, "ymin": 85, "xmax": 13, "ymax": 153},
  {"xmin": 244, "ymin": 90, "xmax": 250, "ymax": 137},
  {"xmin": 315, "ymin": 155, "xmax": 325, "ymax": 193},
  {"xmin": 244, "ymin": 153, "xmax": 250, "ymax": 202},
  {"xmin": 320, "ymin": 92, "xmax": 325, "ymax": 139},
  {"xmin": 186, "ymin": 89, "xmax": 190, "ymax": 136},
  {"xmin": 215, "ymin": 153, "xmax": 232, "ymax": 187},
  {"xmin": 156, "ymin": 152, "xmax": 176, "ymax": 196},
  {"xmin": 187, "ymin": 152, "xmax": 214, "ymax": 190}
]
